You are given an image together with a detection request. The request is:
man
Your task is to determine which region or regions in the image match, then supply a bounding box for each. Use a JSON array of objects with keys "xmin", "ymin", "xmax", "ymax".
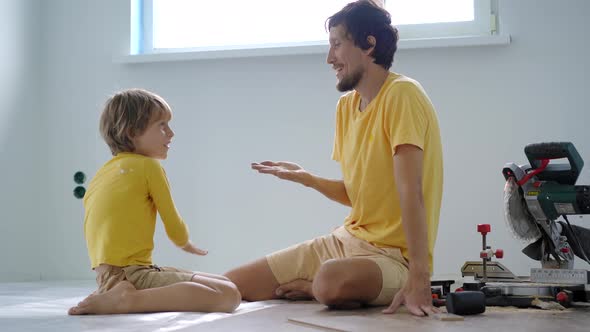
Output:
[{"xmin": 225, "ymin": 0, "xmax": 443, "ymax": 317}]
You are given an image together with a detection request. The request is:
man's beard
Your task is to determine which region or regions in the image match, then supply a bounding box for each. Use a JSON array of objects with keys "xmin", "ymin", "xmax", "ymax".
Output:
[{"xmin": 336, "ymin": 68, "xmax": 363, "ymax": 92}]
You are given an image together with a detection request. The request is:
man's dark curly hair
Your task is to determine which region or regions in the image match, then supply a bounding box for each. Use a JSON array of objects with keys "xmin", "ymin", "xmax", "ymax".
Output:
[{"xmin": 326, "ymin": 0, "xmax": 399, "ymax": 70}]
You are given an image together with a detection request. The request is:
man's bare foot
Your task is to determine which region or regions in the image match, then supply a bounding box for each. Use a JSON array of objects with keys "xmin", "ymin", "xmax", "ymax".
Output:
[
  {"xmin": 276, "ymin": 279, "xmax": 314, "ymax": 300},
  {"xmin": 68, "ymin": 281, "xmax": 136, "ymax": 315}
]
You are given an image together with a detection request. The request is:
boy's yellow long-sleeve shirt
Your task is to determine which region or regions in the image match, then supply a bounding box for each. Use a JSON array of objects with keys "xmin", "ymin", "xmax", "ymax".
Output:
[{"xmin": 83, "ymin": 153, "xmax": 189, "ymax": 268}]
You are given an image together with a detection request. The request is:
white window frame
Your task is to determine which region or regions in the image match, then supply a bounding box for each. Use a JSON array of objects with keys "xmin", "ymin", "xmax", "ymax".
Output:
[{"xmin": 124, "ymin": 0, "xmax": 509, "ymax": 63}]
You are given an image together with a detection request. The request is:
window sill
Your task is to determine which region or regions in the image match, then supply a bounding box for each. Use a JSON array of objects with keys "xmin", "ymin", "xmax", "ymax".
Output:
[{"xmin": 115, "ymin": 34, "xmax": 510, "ymax": 64}]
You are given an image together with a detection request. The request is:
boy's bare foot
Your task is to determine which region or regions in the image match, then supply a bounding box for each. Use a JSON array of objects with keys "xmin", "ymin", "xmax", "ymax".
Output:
[
  {"xmin": 276, "ymin": 279, "xmax": 314, "ymax": 300},
  {"xmin": 68, "ymin": 281, "xmax": 136, "ymax": 315}
]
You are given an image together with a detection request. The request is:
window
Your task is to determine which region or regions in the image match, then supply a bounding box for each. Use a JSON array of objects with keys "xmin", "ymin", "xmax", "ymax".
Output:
[
  {"xmin": 388, "ymin": 0, "xmax": 492, "ymax": 39},
  {"xmin": 131, "ymin": 0, "xmax": 496, "ymax": 56}
]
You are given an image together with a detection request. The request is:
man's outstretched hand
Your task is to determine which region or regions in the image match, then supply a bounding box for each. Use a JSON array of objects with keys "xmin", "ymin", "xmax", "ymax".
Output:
[
  {"xmin": 382, "ymin": 273, "xmax": 439, "ymax": 317},
  {"xmin": 251, "ymin": 161, "xmax": 313, "ymax": 186}
]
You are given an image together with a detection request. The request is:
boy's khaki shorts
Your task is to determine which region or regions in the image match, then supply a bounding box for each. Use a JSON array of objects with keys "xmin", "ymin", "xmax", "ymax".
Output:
[
  {"xmin": 266, "ymin": 226, "xmax": 409, "ymax": 306},
  {"xmin": 94, "ymin": 264, "xmax": 196, "ymax": 294}
]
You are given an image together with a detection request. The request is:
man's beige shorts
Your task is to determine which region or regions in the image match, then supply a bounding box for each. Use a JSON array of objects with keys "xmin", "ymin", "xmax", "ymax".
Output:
[
  {"xmin": 266, "ymin": 226, "xmax": 409, "ymax": 305},
  {"xmin": 94, "ymin": 264, "xmax": 196, "ymax": 294}
]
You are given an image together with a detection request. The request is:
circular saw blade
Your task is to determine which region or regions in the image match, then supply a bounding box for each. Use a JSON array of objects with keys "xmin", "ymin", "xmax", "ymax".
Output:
[{"xmin": 504, "ymin": 177, "xmax": 541, "ymax": 243}]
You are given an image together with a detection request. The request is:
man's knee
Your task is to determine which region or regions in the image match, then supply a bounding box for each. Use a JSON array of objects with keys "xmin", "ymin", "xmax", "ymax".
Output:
[
  {"xmin": 312, "ymin": 259, "xmax": 349, "ymax": 305},
  {"xmin": 312, "ymin": 258, "xmax": 383, "ymax": 306}
]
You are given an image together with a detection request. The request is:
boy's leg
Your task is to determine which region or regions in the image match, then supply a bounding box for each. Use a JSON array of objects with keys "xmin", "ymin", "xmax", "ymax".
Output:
[{"xmin": 68, "ymin": 274, "xmax": 241, "ymax": 315}]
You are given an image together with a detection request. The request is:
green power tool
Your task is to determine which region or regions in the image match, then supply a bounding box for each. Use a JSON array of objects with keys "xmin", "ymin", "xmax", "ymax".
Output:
[
  {"xmin": 457, "ymin": 143, "xmax": 590, "ymax": 309},
  {"xmin": 502, "ymin": 142, "xmax": 590, "ymax": 273}
]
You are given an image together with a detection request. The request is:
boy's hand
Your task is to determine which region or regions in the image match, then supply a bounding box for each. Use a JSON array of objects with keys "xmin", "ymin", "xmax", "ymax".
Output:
[{"xmin": 182, "ymin": 241, "xmax": 208, "ymax": 256}]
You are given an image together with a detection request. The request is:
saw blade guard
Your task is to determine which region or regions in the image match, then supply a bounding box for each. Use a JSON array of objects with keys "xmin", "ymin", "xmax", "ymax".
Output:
[{"xmin": 503, "ymin": 177, "xmax": 542, "ymax": 243}]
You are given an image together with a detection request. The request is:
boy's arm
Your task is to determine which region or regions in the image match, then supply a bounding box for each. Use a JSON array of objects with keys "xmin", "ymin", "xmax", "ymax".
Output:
[
  {"xmin": 146, "ymin": 159, "xmax": 206, "ymax": 254},
  {"xmin": 383, "ymin": 144, "xmax": 438, "ymax": 317},
  {"xmin": 251, "ymin": 161, "xmax": 351, "ymax": 206}
]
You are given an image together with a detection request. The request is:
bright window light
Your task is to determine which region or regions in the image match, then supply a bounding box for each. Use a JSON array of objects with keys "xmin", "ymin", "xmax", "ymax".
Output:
[
  {"xmin": 152, "ymin": 0, "xmax": 351, "ymax": 50},
  {"xmin": 387, "ymin": 0, "xmax": 473, "ymax": 25},
  {"xmin": 139, "ymin": 0, "xmax": 491, "ymax": 54}
]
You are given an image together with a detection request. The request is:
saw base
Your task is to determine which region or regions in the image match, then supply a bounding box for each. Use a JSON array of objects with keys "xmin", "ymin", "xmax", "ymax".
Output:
[
  {"xmin": 460, "ymin": 260, "xmax": 590, "ymax": 307},
  {"xmin": 462, "ymin": 280, "xmax": 590, "ymax": 308},
  {"xmin": 530, "ymin": 268, "xmax": 590, "ymax": 285}
]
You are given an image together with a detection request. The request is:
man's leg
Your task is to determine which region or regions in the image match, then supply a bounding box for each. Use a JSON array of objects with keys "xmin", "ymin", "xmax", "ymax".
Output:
[
  {"xmin": 312, "ymin": 257, "xmax": 384, "ymax": 308},
  {"xmin": 224, "ymin": 258, "xmax": 314, "ymax": 301},
  {"xmin": 275, "ymin": 279, "xmax": 314, "ymax": 300},
  {"xmin": 224, "ymin": 257, "xmax": 282, "ymax": 301},
  {"xmin": 68, "ymin": 274, "xmax": 241, "ymax": 315},
  {"xmin": 226, "ymin": 232, "xmax": 351, "ymax": 301}
]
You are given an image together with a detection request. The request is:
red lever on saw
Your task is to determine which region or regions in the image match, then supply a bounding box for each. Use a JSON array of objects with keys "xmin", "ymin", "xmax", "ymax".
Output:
[{"xmin": 517, "ymin": 159, "xmax": 549, "ymax": 186}]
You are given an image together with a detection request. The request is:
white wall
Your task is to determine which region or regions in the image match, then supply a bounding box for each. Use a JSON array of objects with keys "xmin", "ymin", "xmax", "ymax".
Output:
[
  {"xmin": 0, "ymin": 0, "xmax": 42, "ymax": 281},
  {"xmin": 2, "ymin": 0, "xmax": 589, "ymax": 282}
]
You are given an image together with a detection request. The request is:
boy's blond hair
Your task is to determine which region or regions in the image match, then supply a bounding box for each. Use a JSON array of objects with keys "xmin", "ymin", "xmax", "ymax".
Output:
[{"xmin": 100, "ymin": 89, "xmax": 171, "ymax": 155}]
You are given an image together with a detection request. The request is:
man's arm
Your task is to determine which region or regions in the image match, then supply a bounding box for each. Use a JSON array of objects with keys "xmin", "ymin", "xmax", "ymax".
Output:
[
  {"xmin": 307, "ymin": 175, "xmax": 351, "ymax": 206},
  {"xmin": 251, "ymin": 161, "xmax": 351, "ymax": 206},
  {"xmin": 383, "ymin": 144, "xmax": 438, "ymax": 316}
]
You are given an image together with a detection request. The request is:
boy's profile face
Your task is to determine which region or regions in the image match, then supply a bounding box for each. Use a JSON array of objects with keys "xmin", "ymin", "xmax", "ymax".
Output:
[{"xmin": 131, "ymin": 110, "xmax": 174, "ymax": 160}]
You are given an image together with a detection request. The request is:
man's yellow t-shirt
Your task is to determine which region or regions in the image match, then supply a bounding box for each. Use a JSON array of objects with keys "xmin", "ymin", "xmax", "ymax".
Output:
[
  {"xmin": 83, "ymin": 153, "xmax": 189, "ymax": 268},
  {"xmin": 332, "ymin": 72, "xmax": 443, "ymax": 269}
]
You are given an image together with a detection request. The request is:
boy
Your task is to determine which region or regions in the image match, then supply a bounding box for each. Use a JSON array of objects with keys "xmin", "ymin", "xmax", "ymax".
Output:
[{"xmin": 69, "ymin": 89, "xmax": 241, "ymax": 315}]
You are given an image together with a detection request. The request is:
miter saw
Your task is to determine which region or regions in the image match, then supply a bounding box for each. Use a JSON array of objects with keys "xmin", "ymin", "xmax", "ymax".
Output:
[
  {"xmin": 459, "ymin": 142, "xmax": 590, "ymax": 308},
  {"xmin": 503, "ymin": 142, "xmax": 590, "ymax": 274}
]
